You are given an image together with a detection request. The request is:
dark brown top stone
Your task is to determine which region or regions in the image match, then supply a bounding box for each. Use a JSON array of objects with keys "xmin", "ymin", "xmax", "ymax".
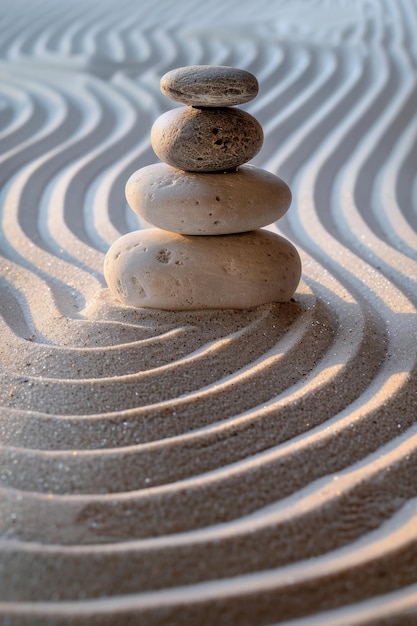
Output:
[{"xmin": 160, "ymin": 65, "xmax": 259, "ymax": 107}]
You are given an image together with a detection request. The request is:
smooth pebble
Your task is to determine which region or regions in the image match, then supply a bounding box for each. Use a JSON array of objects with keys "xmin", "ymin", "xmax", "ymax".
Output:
[
  {"xmin": 160, "ymin": 65, "xmax": 259, "ymax": 107},
  {"xmin": 126, "ymin": 163, "xmax": 292, "ymax": 235},
  {"xmin": 151, "ymin": 106, "xmax": 263, "ymax": 172},
  {"xmin": 104, "ymin": 228, "xmax": 301, "ymax": 310}
]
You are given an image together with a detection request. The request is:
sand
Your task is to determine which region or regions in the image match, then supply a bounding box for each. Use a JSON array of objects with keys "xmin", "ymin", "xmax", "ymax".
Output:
[{"xmin": 1, "ymin": 0, "xmax": 417, "ymax": 624}]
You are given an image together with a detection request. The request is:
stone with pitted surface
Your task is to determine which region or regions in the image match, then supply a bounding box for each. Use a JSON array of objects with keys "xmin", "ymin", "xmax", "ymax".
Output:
[{"xmin": 151, "ymin": 106, "xmax": 263, "ymax": 172}]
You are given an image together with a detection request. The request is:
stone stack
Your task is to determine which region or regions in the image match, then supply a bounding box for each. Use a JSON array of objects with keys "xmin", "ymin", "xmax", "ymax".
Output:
[{"xmin": 104, "ymin": 65, "xmax": 301, "ymax": 310}]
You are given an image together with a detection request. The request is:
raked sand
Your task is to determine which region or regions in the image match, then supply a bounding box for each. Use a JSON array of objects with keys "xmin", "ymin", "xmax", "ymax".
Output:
[{"xmin": 1, "ymin": 0, "xmax": 417, "ymax": 624}]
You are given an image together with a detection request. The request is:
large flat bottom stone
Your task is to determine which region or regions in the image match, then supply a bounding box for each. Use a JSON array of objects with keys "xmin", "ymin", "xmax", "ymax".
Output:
[{"xmin": 104, "ymin": 228, "xmax": 301, "ymax": 310}]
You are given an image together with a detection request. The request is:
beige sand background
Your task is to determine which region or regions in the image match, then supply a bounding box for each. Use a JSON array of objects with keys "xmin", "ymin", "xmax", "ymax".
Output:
[{"xmin": 1, "ymin": 0, "xmax": 417, "ymax": 623}]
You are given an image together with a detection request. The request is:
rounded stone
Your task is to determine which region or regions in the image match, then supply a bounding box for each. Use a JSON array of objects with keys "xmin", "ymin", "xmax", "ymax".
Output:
[
  {"xmin": 125, "ymin": 163, "xmax": 292, "ymax": 235},
  {"xmin": 160, "ymin": 65, "xmax": 259, "ymax": 107},
  {"xmin": 104, "ymin": 228, "xmax": 301, "ymax": 310},
  {"xmin": 151, "ymin": 106, "xmax": 263, "ymax": 172}
]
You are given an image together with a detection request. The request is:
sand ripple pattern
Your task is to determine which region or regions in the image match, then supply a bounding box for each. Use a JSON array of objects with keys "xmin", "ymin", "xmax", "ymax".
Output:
[{"xmin": 1, "ymin": 0, "xmax": 417, "ymax": 624}]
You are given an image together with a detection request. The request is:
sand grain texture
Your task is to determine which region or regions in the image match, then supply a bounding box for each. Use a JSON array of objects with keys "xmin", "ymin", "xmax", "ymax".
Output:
[{"xmin": 1, "ymin": 0, "xmax": 417, "ymax": 624}]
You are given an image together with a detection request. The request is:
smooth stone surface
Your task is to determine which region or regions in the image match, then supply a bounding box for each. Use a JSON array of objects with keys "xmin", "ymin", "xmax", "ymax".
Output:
[
  {"xmin": 160, "ymin": 65, "xmax": 259, "ymax": 107},
  {"xmin": 151, "ymin": 106, "xmax": 263, "ymax": 172},
  {"xmin": 125, "ymin": 163, "xmax": 292, "ymax": 235},
  {"xmin": 104, "ymin": 228, "xmax": 301, "ymax": 310}
]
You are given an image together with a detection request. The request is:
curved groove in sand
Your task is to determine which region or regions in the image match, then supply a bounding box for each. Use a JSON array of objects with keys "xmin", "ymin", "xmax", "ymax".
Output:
[{"xmin": 1, "ymin": 0, "xmax": 417, "ymax": 624}]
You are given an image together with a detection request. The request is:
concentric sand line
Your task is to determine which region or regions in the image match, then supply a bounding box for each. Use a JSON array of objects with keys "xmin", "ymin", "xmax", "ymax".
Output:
[{"xmin": 1, "ymin": 0, "xmax": 417, "ymax": 624}]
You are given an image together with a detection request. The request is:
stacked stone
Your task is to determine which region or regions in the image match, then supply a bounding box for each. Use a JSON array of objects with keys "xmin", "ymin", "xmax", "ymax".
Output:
[{"xmin": 104, "ymin": 65, "xmax": 301, "ymax": 310}]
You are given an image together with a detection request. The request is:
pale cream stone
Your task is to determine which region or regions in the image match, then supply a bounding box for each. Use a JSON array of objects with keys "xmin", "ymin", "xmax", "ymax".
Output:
[
  {"xmin": 150, "ymin": 106, "xmax": 263, "ymax": 172},
  {"xmin": 125, "ymin": 163, "xmax": 292, "ymax": 235},
  {"xmin": 104, "ymin": 228, "xmax": 301, "ymax": 310},
  {"xmin": 160, "ymin": 65, "xmax": 259, "ymax": 107}
]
